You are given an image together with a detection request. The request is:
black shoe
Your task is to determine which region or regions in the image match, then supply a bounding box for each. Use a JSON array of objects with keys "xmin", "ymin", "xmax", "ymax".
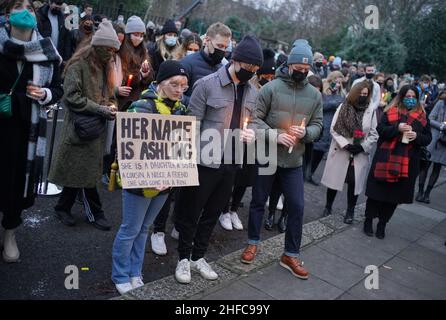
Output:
[
  {"xmin": 278, "ymin": 214, "xmax": 287, "ymax": 233},
  {"xmin": 422, "ymin": 194, "xmax": 431, "ymax": 204},
  {"xmin": 343, "ymin": 209, "xmax": 354, "ymax": 225},
  {"xmin": 415, "ymin": 191, "xmax": 424, "ymax": 202},
  {"xmin": 363, "ymin": 218, "xmax": 374, "ymax": 237},
  {"xmin": 55, "ymin": 210, "xmax": 76, "ymax": 226},
  {"xmin": 90, "ymin": 214, "xmax": 111, "ymax": 231},
  {"xmin": 307, "ymin": 176, "xmax": 320, "ymax": 186},
  {"xmin": 376, "ymin": 221, "xmax": 386, "ymax": 239},
  {"xmin": 322, "ymin": 207, "xmax": 332, "ymax": 217},
  {"xmin": 264, "ymin": 213, "xmax": 275, "ymax": 231}
]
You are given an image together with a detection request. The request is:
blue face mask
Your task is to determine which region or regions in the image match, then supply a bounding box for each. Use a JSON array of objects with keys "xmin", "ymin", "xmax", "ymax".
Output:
[
  {"xmin": 403, "ymin": 97, "xmax": 417, "ymax": 110},
  {"xmin": 164, "ymin": 36, "xmax": 177, "ymax": 47},
  {"xmin": 9, "ymin": 9, "xmax": 37, "ymax": 30}
]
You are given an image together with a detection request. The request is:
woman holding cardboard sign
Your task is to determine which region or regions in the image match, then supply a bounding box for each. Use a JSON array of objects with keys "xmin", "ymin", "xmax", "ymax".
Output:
[{"xmin": 111, "ymin": 60, "xmax": 189, "ymax": 295}]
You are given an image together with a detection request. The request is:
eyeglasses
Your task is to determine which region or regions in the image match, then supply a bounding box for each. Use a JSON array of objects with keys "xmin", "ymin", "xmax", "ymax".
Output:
[{"xmin": 168, "ymin": 82, "xmax": 189, "ymax": 92}]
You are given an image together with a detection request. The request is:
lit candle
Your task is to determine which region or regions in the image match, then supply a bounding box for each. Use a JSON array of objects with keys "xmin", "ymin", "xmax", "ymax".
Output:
[
  {"xmin": 288, "ymin": 118, "xmax": 306, "ymax": 154},
  {"xmin": 126, "ymin": 74, "xmax": 134, "ymax": 87},
  {"xmin": 243, "ymin": 117, "xmax": 249, "ymax": 130},
  {"xmin": 424, "ymin": 94, "xmax": 429, "ymax": 104}
]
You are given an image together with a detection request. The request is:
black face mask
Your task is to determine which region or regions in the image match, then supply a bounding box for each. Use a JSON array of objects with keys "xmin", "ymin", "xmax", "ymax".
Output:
[
  {"xmin": 358, "ymin": 96, "xmax": 368, "ymax": 106},
  {"xmin": 315, "ymin": 62, "xmax": 323, "ymax": 68},
  {"xmin": 291, "ymin": 70, "xmax": 308, "ymax": 83},
  {"xmin": 208, "ymin": 48, "xmax": 225, "ymax": 65},
  {"xmin": 366, "ymin": 72, "xmax": 375, "ymax": 80},
  {"xmin": 83, "ymin": 25, "xmax": 93, "ymax": 32},
  {"xmin": 50, "ymin": 8, "xmax": 61, "ymax": 15},
  {"xmin": 236, "ymin": 67, "xmax": 255, "ymax": 83},
  {"xmin": 258, "ymin": 78, "xmax": 269, "ymax": 87}
]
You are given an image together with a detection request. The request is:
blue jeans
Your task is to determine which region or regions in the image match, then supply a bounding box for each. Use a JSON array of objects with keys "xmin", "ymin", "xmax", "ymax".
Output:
[
  {"xmin": 248, "ymin": 166, "xmax": 304, "ymax": 257},
  {"xmin": 112, "ymin": 190, "xmax": 168, "ymax": 284}
]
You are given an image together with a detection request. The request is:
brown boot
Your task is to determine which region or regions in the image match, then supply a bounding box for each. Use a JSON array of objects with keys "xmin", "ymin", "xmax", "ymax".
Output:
[
  {"xmin": 279, "ymin": 255, "xmax": 309, "ymax": 279},
  {"xmin": 240, "ymin": 245, "xmax": 258, "ymax": 264}
]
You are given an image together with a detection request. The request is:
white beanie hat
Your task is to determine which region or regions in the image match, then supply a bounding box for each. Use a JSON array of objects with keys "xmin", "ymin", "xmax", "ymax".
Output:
[
  {"xmin": 91, "ymin": 21, "xmax": 121, "ymax": 50},
  {"xmin": 125, "ymin": 16, "xmax": 146, "ymax": 34}
]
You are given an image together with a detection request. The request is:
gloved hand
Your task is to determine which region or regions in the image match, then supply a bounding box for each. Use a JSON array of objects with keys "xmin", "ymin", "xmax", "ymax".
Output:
[
  {"xmin": 344, "ymin": 144, "xmax": 364, "ymax": 155},
  {"xmin": 97, "ymin": 104, "xmax": 117, "ymax": 120}
]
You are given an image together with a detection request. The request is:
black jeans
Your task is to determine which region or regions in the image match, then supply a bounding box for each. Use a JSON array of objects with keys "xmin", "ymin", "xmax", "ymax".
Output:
[
  {"xmin": 268, "ymin": 175, "xmax": 287, "ymax": 216},
  {"xmin": 365, "ymin": 198, "xmax": 398, "ymax": 223},
  {"xmin": 55, "ymin": 187, "xmax": 104, "ymax": 222},
  {"xmin": 175, "ymin": 165, "xmax": 237, "ymax": 261},
  {"xmin": 223, "ymin": 185, "xmax": 248, "ymax": 213}
]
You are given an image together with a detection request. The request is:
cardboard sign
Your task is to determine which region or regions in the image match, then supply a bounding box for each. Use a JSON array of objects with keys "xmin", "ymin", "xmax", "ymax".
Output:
[{"xmin": 116, "ymin": 112, "xmax": 199, "ymax": 189}]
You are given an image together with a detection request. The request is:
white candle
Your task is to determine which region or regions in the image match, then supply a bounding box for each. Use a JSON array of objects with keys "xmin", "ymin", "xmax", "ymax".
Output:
[{"xmin": 288, "ymin": 118, "xmax": 306, "ymax": 154}]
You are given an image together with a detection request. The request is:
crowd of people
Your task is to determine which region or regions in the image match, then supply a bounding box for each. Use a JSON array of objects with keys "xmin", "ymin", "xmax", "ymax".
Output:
[{"xmin": 1, "ymin": 0, "xmax": 445, "ymax": 296}]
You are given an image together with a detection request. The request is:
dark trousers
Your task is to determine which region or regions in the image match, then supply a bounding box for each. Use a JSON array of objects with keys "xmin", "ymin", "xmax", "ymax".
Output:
[
  {"xmin": 365, "ymin": 198, "xmax": 398, "ymax": 223},
  {"xmin": 268, "ymin": 175, "xmax": 287, "ymax": 216},
  {"xmin": 303, "ymin": 143, "xmax": 313, "ymax": 178},
  {"xmin": 55, "ymin": 187, "xmax": 103, "ymax": 222},
  {"xmin": 175, "ymin": 165, "xmax": 237, "ymax": 260},
  {"xmin": 248, "ymin": 166, "xmax": 304, "ymax": 256},
  {"xmin": 223, "ymin": 185, "xmax": 248, "ymax": 213},
  {"xmin": 153, "ymin": 191, "xmax": 174, "ymax": 233},
  {"xmin": 1, "ymin": 209, "xmax": 22, "ymax": 230},
  {"xmin": 310, "ymin": 149, "xmax": 325, "ymax": 175}
]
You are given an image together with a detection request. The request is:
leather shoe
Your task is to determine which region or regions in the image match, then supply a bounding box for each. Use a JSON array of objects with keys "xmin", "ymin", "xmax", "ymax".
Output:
[
  {"xmin": 264, "ymin": 213, "xmax": 275, "ymax": 231},
  {"xmin": 344, "ymin": 209, "xmax": 354, "ymax": 224},
  {"xmin": 240, "ymin": 245, "xmax": 257, "ymax": 264},
  {"xmin": 279, "ymin": 255, "xmax": 309, "ymax": 279},
  {"xmin": 278, "ymin": 214, "xmax": 287, "ymax": 233},
  {"xmin": 90, "ymin": 214, "xmax": 111, "ymax": 231},
  {"xmin": 376, "ymin": 221, "xmax": 386, "ymax": 239}
]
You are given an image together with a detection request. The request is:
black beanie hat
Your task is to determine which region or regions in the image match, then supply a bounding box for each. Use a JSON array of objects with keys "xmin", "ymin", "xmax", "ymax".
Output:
[
  {"xmin": 161, "ymin": 19, "xmax": 178, "ymax": 35},
  {"xmin": 257, "ymin": 48, "xmax": 276, "ymax": 75},
  {"xmin": 232, "ymin": 35, "xmax": 264, "ymax": 67},
  {"xmin": 156, "ymin": 60, "xmax": 189, "ymax": 84}
]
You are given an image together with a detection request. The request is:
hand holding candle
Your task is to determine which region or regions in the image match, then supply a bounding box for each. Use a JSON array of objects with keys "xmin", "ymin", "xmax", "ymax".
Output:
[
  {"xmin": 141, "ymin": 60, "xmax": 150, "ymax": 76},
  {"xmin": 288, "ymin": 118, "xmax": 306, "ymax": 153},
  {"xmin": 126, "ymin": 74, "xmax": 134, "ymax": 87},
  {"xmin": 240, "ymin": 117, "xmax": 255, "ymax": 143}
]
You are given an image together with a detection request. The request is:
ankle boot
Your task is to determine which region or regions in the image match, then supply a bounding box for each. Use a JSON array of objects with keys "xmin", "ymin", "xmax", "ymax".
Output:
[
  {"xmin": 264, "ymin": 212, "xmax": 275, "ymax": 231},
  {"xmin": 376, "ymin": 221, "xmax": 387, "ymax": 239},
  {"xmin": 363, "ymin": 218, "xmax": 374, "ymax": 237},
  {"xmin": 2, "ymin": 229, "xmax": 20, "ymax": 263},
  {"xmin": 422, "ymin": 187, "xmax": 432, "ymax": 204},
  {"xmin": 415, "ymin": 185, "xmax": 424, "ymax": 202},
  {"xmin": 344, "ymin": 208, "xmax": 354, "ymax": 224},
  {"xmin": 278, "ymin": 213, "xmax": 287, "ymax": 233}
]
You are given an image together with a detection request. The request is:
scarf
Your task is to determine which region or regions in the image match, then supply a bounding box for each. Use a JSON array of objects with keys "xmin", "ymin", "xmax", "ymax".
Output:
[
  {"xmin": 333, "ymin": 101, "xmax": 367, "ymax": 139},
  {"xmin": 0, "ymin": 26, "xmax": 62, "ymax": 197},
  {"xmin": 374, "ymin": 106, "xmax": 427, "ymax": 183}
]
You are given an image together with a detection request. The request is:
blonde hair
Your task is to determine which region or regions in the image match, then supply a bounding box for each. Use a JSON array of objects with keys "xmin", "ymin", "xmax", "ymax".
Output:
[
  {"xmin": 322, "ymin": 71, "xmax": 345, "ymax": 95},
  {"xmin": 206, "ymin": 22, "xmax": 232, "ymax": 39},
  {"xmin": 157, "ymin": 36, "xmax": 181, "ymax": 61}
]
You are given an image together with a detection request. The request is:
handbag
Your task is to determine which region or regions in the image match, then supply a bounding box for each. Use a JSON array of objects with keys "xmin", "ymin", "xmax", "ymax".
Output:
[
  {"xmin": 0, "ymin": 65, "xmax": 24, "ymax": 118},
  {"xmin": 72, "ymin": 68, "xmax": 108, "ymax": 140},
  {"xmin": 73, "ymin": 113, "xmax": 106, "ymax": 140}
]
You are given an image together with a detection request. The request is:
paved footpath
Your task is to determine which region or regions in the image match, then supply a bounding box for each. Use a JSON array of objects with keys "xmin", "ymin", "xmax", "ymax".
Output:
[{"xmin": 116, "ymin": 180, "xmax": 446, "ymax": 300}]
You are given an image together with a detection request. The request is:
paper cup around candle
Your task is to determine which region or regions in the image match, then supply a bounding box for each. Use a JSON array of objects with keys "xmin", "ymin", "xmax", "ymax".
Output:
[{"xmin": 402, "ymin": 131, "xmax": 410, "ymax": 144}]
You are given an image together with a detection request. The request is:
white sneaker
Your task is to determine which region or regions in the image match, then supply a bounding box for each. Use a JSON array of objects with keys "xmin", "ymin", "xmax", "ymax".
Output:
[
  {"xmin": 175, "ymin": 259, "xmax": 191, "ymax": 284},
  {"xmin": 277, "ymin": 196, "xmax": 284, "ymax": 211},
  {"xmin": 230, "ymin": 211, "xmax": 243, "ymax": 230},
  {"xmin": 219, "ymin": 212, "xmax": 233, "ymax": 231},
  {"xmin": 191, "ymin": 258, "xmax": 218, "ymax": 280},
  {"xmin": 2, "ymin": 229, "xmax": 20, "ymax": 263},
  {"xmin": 115, "ymin": 282, "xmax": 133, "ymax": 295},
  {"xmin": 171, "ymin": 227, "xmax": 179, "ymax": 240},
  {"xmin": 130, "ymin": 276, "xmax": 144, "ymax": 289},
  {"xmin": 151, "ymin": 232, "xmax": 167, "ymax": 256}
]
